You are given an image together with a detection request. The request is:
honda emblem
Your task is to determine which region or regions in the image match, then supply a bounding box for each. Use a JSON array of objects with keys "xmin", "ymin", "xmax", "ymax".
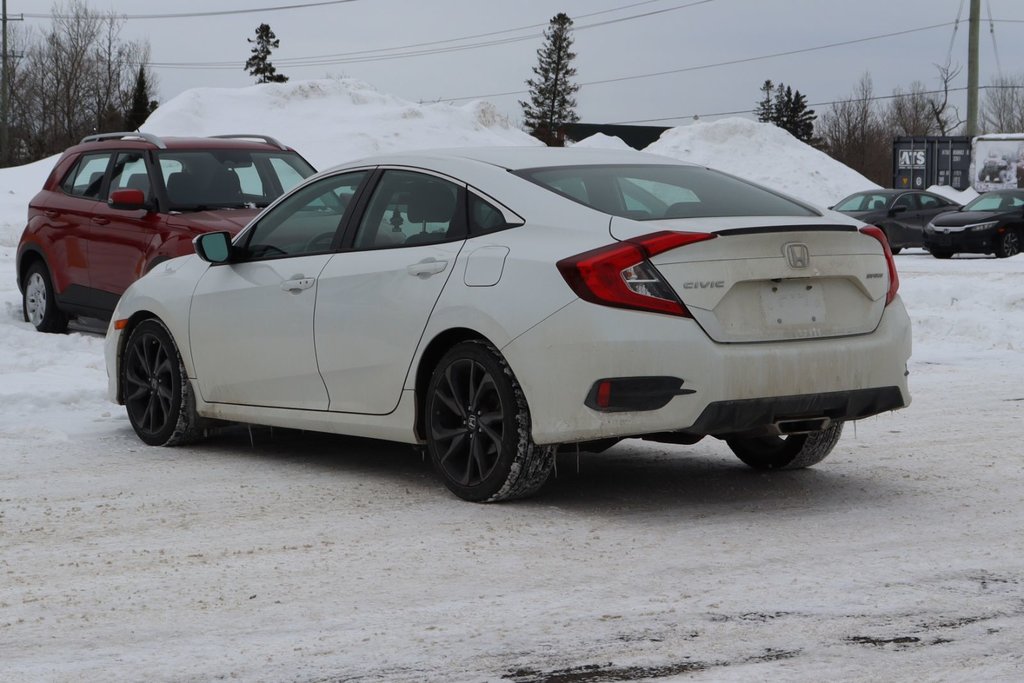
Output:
[{"xmin": 784, "ymin": 243, "xmax": 810, "ymax": 269}]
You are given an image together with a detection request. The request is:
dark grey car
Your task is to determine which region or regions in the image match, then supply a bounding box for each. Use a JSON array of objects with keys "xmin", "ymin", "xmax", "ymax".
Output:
[{"xmin": 832, "ymin": 189, "xmax": 960, "ymax": 253}]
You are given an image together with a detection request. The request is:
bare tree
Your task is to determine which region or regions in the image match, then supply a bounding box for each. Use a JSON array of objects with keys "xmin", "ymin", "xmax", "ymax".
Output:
[
  {"xmin": 982, "ymin": 74, "xmax": 1024, "ymax": 133},
  {"xmin": 818, "ymin": 74, "xmax": 890, "ymax": 184},
  {"xmin": 927, "ymin": 62, "xmax": 963, "ymax": 135},
  {"xmin": 886, "ymin": 81, "xmax": 939, "ymax": 136},
  {"xmin": 4, "ymin": 1, "xmax": 153, "ymax": 166}
]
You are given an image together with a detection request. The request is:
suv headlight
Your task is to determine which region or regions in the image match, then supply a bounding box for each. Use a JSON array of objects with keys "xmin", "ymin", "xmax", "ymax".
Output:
[{"xmin": 966, "ymin": 221, "xmax": 998, "ymax": 232}]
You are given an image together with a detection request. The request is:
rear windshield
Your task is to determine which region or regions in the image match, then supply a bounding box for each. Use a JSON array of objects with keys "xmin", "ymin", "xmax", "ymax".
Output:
[
  {"xmin": 514, "ymin": 164, "xmax": 817, "ymax": 220},
  {"xmin": 156, "ymin": 149, "xmax": 315, "ymax": 211}
]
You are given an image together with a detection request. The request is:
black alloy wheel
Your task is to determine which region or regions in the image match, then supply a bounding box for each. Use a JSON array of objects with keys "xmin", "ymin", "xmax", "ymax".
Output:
[
  {"xmin": 122, "ymin": 319, "xmax": 201, "ymax": 446},
  {"xmin": 426, "ymin": 341, "xmax": 553, "ymax": 502},
  {"xmin": 995, "ymin": 230, "xmax": 1020, "ymax": 258}
]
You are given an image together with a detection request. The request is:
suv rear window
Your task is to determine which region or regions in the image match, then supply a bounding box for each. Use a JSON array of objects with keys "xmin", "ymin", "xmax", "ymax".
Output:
[
  {"xmin": 157, "ymin": 149, "xmax": 315, "ymax": 210},
  {"xmin": 514, "ymin": 164, "xmax": 817, "ymax": 220}
]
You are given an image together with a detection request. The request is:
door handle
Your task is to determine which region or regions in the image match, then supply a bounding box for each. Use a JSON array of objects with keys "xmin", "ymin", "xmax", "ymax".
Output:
[
  {"xmin": 44, "ymin": 210, "xmax": 59, "ymax": 219},
  {"xmin": 281, "ymin": 277, "xmax": 315, "ymax": 293},
  {"xmin": 406, "ymin": 258, "xmax": 448, "ymax": 278},
  {"xmin": 91, "ymin": 216, "xmax": 110, "ymax": 225}
]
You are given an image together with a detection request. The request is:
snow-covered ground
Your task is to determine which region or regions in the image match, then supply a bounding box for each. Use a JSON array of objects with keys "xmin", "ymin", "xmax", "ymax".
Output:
[{"xmin": 2, "ymin": 80, "xmax": 1022, "ymax": 680}]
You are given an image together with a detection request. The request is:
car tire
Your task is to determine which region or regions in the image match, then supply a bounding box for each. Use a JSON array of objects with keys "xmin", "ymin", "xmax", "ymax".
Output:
[
  {"xmin": 995, "ymin": 230, "xmax": 1020, "ymax": 258},
  {"xmin": 930, "ymin": 248, "xmax": 954, "ymax": 259},
  {"xmin": 889, "ymin": 246, "xmax": 903, "ymax": 255},
  {"xmin": 726, "ymin": 422, "xmax": 843, "ymax": 470},
  {"xmin": 122, "ymin": 318, "xmax": 204, "ymax": 447},
  {"xmin": 22, "ymin": 262, "xmax": 69, "ymax": 333},
  {"xmin": 425, "ymin": 340, "xmax": 554, "ymax": 502}
]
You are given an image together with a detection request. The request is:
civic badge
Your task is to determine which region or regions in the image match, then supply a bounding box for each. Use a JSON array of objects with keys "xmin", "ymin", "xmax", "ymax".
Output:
[{"xmin": 784, "ymin": 242, "xmax": 810, "ymax": 269}]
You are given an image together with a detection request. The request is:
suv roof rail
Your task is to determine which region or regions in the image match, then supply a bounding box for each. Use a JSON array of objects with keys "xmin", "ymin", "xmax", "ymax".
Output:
[
  {"xmin": 80, "ymin": 131, "xmax": 167, "ymax": 149},
  {"xmin": 210, "ymin": 134, "xmax": 288, "ymax": 150}
]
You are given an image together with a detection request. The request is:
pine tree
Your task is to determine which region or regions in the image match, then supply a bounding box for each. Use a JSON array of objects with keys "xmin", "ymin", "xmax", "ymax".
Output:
[
  {"xmin": 755, "ymin": 80, "xmax": 817, "ymax": 144},
  {"xmin": 519, "ymin": 13, "xmax": 580, "ymax": 146},
  {"xmin": 755, "ymin": 80, "xmax": 775, "ymax": 123},
  {"xmin": 244, "ymin": 23, "xmax": 288, "ymax": 84},
  {"xmin": 123, "ymin": 66, "xmax": 158, "ymax": 131}
]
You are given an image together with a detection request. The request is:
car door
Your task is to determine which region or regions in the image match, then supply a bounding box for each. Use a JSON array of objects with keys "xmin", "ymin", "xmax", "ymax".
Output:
[
  {"xmin": 86, "ymin": 150, "xmax": 170, "ymax": 296},
  {"xmin": 46, "ymin": 151, "xmax": 114, "ymax": 294},
  {"xmin": 188, "ymin": 170, "xmax": 370, "ymax": 410},
  {"xmin": 314, "ymin": 168, "xmax": 467, "ymax": 414},
  {"xmin": 884, "ymin": 192, "xmax": 922, "ymax": 248}
]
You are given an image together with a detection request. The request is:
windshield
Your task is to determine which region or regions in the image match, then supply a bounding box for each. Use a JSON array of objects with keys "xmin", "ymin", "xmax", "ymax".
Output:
[
  {"xmin": 514, "ymin": 164, "xmax": 817, "ymax": 220},
  {"xmin": 157, "ymin": 149, "xmax": 315, "ymax": 211},
  {"xmin": 963, "ymin": 190, "xmax": 1024, "ymax": 212},
  {"xmin": 834, "ymin": 193, "xmax": 891, "ymax": 212}
]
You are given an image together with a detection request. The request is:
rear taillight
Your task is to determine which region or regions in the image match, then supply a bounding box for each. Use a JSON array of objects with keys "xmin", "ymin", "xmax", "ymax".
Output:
[
  {"xmin": 860, "ymin": 226, "xmax": 900, "ymax": 305},
  {"xmin": 556, "ymin": 231, "xmax": 716, "ymax": 317}
]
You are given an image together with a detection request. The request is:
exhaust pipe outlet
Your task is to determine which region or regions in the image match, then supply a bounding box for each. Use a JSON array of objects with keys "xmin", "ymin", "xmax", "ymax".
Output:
[{"xmin": 775, "ymin": 417, "xmax": 832, "ymax": 435}]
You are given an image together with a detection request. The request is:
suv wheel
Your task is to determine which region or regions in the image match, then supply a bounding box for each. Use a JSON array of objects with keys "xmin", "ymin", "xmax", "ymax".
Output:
[{"xmin": 22, "ymin": 262, "xmax": 69, "ymax": 333}]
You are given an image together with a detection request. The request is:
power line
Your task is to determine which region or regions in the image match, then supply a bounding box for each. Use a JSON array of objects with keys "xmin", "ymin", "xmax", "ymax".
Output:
[
  {"xmin": 147, "ymin": 0, "xmax": 716, "ymax": 69},
  {"xmin": 23, "ymin": 0, "xmax": 360, "ymax": 20},
  {"xmin": 611, "ymin": 84, "xmax": 1024, "ymax": 125},
  {"xmin": 439, "ymin": 21, "xmax": 956, "ymax": 103}
]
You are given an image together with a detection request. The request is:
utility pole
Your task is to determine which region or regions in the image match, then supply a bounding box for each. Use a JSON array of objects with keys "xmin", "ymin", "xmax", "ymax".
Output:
[
  {"xmin": 966, "ymin": 0, "xmax": 981, "ymax": 137},
  {"xmin": 1, "ymin": 0, "xmax": 8, "ymax": 166}
]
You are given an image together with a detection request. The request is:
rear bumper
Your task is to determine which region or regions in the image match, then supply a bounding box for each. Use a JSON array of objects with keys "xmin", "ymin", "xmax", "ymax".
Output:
[{"xmin": 501, "ymin": 297, "xmax": 912, "ymax": 445}]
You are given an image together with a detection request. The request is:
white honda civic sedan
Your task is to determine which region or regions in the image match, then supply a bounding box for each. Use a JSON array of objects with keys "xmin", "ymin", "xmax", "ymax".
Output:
[{"xmin": 105, "ymin": 147, "xmax": 911, "ymax": 502}]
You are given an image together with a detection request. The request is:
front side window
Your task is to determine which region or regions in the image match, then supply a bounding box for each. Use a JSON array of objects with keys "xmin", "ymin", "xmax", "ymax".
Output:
[
  {"xmin": 239, "ymin": 171, "xmax": 367, "ymax": 259},
  {"xmin": 353, "ymin": 170, "xmax": 465, "ymax": 249},
  {"xmin": 61, "ymin": 153, "xmax": 113, "ymax": 199},
  {"xmin": 156, "ymin": 150, "xmax": 315, "ymax": 210},
  {"xmin": 109, "ymin": 152, "xmax": 152, "ymax": 201},
  {"xmin": 516, "ymin": 164, "xmax": 817, "ymax": 220},
  {"xmin": 893, "ymin": 194, "xmax": 916, "ymax": 210}
]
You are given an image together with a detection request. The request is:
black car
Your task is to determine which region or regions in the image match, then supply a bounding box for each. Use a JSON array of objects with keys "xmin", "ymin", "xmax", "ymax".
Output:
[
  {"xmin": 832, "ymin": 189, "xmax": 960, "ymax": 253},
  {"xmin": 923, "ymin": 189, "xmax": 1024, "ymax": 259}
]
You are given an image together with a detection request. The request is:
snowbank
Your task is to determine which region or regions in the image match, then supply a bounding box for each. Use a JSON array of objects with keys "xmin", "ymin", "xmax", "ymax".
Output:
[
  {"xmin": 571, "ymin": 133, "xmax": 632, "ymax": 150},
  {"xmin": 645, "ymin": 117, "xmax": 878, "ymax": 208},
  {"xmin": 927, "ymin": 184, "xmax": 978, "ymax": 205},
  {"xmin": 142, "ymin": 78, "xmax": 541, "ymax": 170}
]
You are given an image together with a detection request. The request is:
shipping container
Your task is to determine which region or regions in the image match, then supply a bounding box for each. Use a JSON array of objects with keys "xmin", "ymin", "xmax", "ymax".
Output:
[{"xmin": 892, "ymin": 136, "xmax": 971, "ymax": 191}]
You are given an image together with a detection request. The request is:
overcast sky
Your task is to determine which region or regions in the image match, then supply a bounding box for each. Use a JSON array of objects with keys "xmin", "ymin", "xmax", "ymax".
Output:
[{"xmin": 16, "ymin": 0, "xmax": 1024, "ymax": 127}]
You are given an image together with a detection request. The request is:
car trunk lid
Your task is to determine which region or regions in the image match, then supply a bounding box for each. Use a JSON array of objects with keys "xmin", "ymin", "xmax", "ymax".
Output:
[{"xmin": 610, "ymin": 216, "xmax": 891, "ymax": 343}]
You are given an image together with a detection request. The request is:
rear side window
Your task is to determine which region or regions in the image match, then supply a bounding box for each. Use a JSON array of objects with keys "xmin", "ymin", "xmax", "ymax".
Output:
[
  {"xmin": 353, "ymin": 170, "xmax": 465, "ymax": 249},
  {"xmin": 515, "ymin": 164, "xmax": 817, "ymax": 220},
  {"xmin": 61, "ymin": 153, "xmax": 112, "ymax": 199}
]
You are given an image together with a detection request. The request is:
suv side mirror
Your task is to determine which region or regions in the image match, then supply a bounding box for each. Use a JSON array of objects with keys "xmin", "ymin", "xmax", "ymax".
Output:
[
  {"xmin": 108, "ymin": 188, "xmax": 151, "ymax": 212},
  {"xmin": 194, "ymin": 231, "xmax": 233, "ymax": 264}
]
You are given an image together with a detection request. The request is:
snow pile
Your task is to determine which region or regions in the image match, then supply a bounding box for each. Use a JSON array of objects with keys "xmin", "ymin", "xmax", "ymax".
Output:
[
  {"xmin": 572, "ymin": 133, "xmax": 632, "ymax": 150},
  {"xmin": 142, "ymin": 78, "xmax": 541, "ymax": 170},
  {"xmin": 645, "ymin": 117, "xmax": 878, "ymax": 208},
  {"xmin": 927, "ymin": 184, "xmax": 978, "ymax": 205},
  {"xmin": 0, "ymin": 157, "xmax": 59, "ymax": 248}
]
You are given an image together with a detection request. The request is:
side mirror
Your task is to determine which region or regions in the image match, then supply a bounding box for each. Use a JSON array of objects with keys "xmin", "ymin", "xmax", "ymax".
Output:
[
  {"xmin": 194, "ymin": 231, "xmax": 233, "ymax": 264},
  {"xmin": 108, "ymin": 188, "xmax": 151, "ymax": 212},
  {"xmin": 889, "ymin": 205, "xmax": 908, "ymax": 216}
]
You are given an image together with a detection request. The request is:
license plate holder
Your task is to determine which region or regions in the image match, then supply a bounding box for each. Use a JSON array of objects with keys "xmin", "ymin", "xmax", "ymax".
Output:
[{"xmin": 761, "ymin": 279, "xmax": 825, "ymax": 326}]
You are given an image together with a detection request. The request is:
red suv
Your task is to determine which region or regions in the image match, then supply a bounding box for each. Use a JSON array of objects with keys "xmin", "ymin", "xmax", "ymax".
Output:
[{"xmin": 16, "ymin": 132, "xmax": 316, "ymax": 332}]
